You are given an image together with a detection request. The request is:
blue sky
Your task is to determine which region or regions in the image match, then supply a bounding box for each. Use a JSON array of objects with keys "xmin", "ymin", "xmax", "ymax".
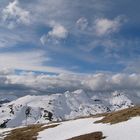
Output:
[
  {"xmin": 0, "ymin": 0, "xmax": 140, "ymax": 96},
  {"xmin": 0, "ymin": 0, "xmax": 140, "ymax": 74}
]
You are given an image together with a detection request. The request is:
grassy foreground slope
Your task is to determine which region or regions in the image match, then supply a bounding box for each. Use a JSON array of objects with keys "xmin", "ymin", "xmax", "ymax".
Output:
[
  {"xmin": 3, "ymin": 124, "xmax": 58, "ymax": 140},
  {"xmin": 2, "ymin": 106, "xmax": 140, "ymax": 140},
  {"xmin": 95, "ymin": 106, "xmax": 140, "ymax": 124}
]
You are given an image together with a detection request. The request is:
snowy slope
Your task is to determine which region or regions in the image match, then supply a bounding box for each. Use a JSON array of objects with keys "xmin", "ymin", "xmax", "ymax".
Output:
[
  {"xmin": 0, "ymin": 89, "xmax": 136, "ymax": 128},
  {"xmin": 38, "ymin": 116, "xmax": 140, "ymax": 140}
]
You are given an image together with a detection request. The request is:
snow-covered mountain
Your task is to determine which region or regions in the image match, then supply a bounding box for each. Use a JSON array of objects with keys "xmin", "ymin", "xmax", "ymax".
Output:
[
  {"xmin": 1, "ymin": 106, "xmax": 140, "ymax": 140},
  {"xmin": 0, "ymin": 89, "xmax": 137, "ymax": 128}
]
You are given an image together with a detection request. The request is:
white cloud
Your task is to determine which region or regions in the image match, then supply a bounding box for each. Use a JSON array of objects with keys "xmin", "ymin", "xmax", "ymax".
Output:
[
  {"xmin": 94, "ymin": 17, "xmax": 122, "ymax": 36},
  {"xmin": 8, "ymin": 73, "xmax": 140, "ymax": 92},
  {"xmin": 0, "ymin": 51, "xmax": 71, "ymax": 74},
  {"xmin": 40, "ymin": 23, "xmax": 68, "ymax": 45},
  {"xmin": 49, "ymin": 24, "xmax": 68, "ymax": 39},
  {"xmin": 0, "ymin": 68, "xmax": 14, "ymax": 75},
  {"xmin": 2, "ymin": 0, "xmax": 30, "ymax": 28},
  {"xmin": 1, "ymin": 72, "xmax": 140, "ymax": 96}
]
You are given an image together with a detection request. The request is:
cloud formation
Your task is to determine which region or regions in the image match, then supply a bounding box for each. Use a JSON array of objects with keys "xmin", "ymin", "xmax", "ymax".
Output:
[
  {"xmin": 0, "ymin": 51, "xmax": 71, "ymax": 74},
  {"xmin": 48, "ymin": 24, "xmax": 68, "ymax": 39},
  {"xmin": 0, "ymin": 0, "xmax": 139, "ymax": 77},
  {"xmin": 94, "ymin": 17, "xmax": 122, "ymax": 36},
  {"xmin": 1, "ymin": 0, "xmax": 30, "ymax": 28},
  {"xmin": 40, "ymin": 23, "xmax": 68, "ymax": 45},
  {"xmin": 0, "ymin": 71, "xmax": 140, "ymax": 97}
]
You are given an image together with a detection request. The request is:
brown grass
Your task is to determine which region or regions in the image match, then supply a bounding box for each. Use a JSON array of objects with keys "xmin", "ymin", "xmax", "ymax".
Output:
[
  {"xmin": 95, "ymin": 106, "xmax": 140, "ymax": 124},
  {"xmin": 3, "ymin": 106, "xmax": 140, "ymax": 139},
  {"xmin": 4, "ymin": 124, "xmax": 59, "ymax": 140},
  {"xmin": 67, "ymin": 131, "xmax": 106, "ymax": 140}
]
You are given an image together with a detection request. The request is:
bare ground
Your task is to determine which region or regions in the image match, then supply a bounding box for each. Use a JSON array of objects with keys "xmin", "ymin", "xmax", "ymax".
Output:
[
  {"xmin": 2, "ymin": 106, "xmax": 140, "ymax": 140},
  {"xmin": 3, "ymin": 124, "xmax": 59, "ymax": 140},
  {"xmin": 67, "ymin": 131, "xmax": 106, "ymax": 140},
  {"xmin": 95, "ymin": 106, "xmax": 140, "ymax": 124}
]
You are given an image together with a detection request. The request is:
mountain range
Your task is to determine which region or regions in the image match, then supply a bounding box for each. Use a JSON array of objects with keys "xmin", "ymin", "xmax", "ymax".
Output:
[{"xmin": 0, "ymin": 89, "xmax": 138, "ymax": 128}]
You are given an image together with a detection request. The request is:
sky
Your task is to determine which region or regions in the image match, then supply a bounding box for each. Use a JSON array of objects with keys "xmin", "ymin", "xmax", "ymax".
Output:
[{"xmin": 0, "ymin": 0, "xmax": 140, "ymax": 96}]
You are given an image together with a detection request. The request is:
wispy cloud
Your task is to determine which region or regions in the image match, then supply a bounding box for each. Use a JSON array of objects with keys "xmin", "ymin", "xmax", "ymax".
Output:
[
  {"xmin": 76, "ymin": 17, "xmax": 89, "ymax": 31},
  {"xmin": 0, "ymin": 0, "xmax": 139, "ymax": 76},
  {"xmin": 1, "ymin": 0, "xmax": 30, "ymax": 29},
  {"xmin": 0, "ymin": 51, "xmax": 72, "ymax": 74},
  {"xmin": 40, "ymin": 22, "xmax": 68, "ymax": 45},
  {"xmin": 94, "ymin": 17, "xmax": 121, "ymax": 36}
]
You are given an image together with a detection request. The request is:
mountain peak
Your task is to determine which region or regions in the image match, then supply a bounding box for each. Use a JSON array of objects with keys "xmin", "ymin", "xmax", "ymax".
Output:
[{"xmin": 0, "ymin": 90, "xmax": 137, "ymax": 128}]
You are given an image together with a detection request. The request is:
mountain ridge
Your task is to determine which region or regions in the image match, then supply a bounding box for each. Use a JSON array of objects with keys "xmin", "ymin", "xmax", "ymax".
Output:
[{"xmin": 0, "ymin": 89, "xmax": 137, "ymax": 128}]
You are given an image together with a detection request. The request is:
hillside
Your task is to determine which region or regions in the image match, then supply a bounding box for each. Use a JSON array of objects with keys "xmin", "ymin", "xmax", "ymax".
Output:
[
  {"xmin": 0, "ymin": 89, "xmax": 136, "ymax": 128},
  {"xmin": 1, "ymin": 106, "xmax": 140, "ymax": 140}
]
